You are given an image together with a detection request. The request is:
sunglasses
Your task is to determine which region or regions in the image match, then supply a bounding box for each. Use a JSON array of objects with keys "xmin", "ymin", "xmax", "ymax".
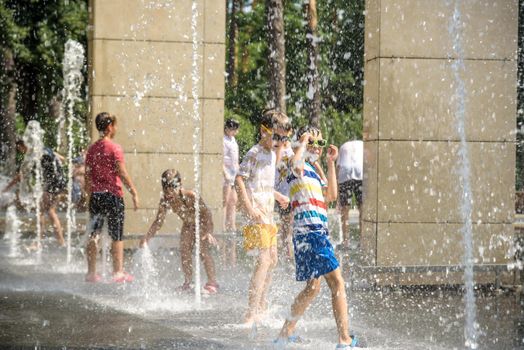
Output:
[
  {"xmin": 272, "ymin": 134, "xmax": 290, "ymax": 142},
  {"xmin": 308, "ymin": 139, "xmax": 327, "ymax": 148},
  {"xmin": 261, "ymin": 124, "xmax": 273, "ymax": 135}
]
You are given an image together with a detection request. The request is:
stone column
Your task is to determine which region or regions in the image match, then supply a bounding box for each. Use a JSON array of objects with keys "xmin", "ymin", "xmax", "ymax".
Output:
[
  {"xmin": 88, "ymin": 1, "xmax": 225, "ymax": 246},
  {"xmin": 362, "ymin": 0, "xmax": 518, "ymax": 283}
]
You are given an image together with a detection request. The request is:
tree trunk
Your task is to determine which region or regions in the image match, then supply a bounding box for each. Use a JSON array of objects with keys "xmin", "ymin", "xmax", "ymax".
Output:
[
  {"xmin": 226, "ymin": 0, "xmax": 239, "ymax": 88},
  {"xmin": 266, "ymin": 0, "xmax": 286, "ymax": 113},
  {"xmin": 0, "ymin": 49, "xmax": 18, "ymax": 175},
  {"xmin": 304, "ymin": 0, "xmax": 321, "ymax": 127}
]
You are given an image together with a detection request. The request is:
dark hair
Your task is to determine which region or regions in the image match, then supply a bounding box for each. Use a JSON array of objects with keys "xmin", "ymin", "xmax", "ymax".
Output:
[
  {"xmin": 161, "ymin": 169, "xmax": 182, "ymax": 191},
  {"xmin": 224, "ymin": 118, "xmax": 240, "ymax": 130},
  {"xmin": 95, "ymin": 112, "xmax": 116, "ymax": 132},
  {"xmin": 15, "ymin": 139, "xmax": 25, "ymax": 147},
  {"xmin": 296, "ymin": 125, "xmax": 321, "ymax": 140}
]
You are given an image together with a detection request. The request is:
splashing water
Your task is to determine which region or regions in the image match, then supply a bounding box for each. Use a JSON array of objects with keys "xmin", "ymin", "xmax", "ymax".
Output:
[
  {"xmin": 61, "ymin": 39, "xmax": 85, "ymax": 264},
  {"xmin": 190, "ymin": 0, "xmax": 202, "ymax": 305},
  {"xmin": 6, "ymin": 205, "xmax": 21, "ymax": 258},
  {"xmin": 448, "ymin": 2, "xmax": 478, "ymax": 349},
  {"xmin": 137, "ymin": 244, "xmax": 159, "ymax": 301},
  {"xmin": 100, "ymin": 227, "xmax": 111, "ymax": 279},
  {"xmin": 19, "ymin": 121, "xmax": 45, "ymax": 264}
]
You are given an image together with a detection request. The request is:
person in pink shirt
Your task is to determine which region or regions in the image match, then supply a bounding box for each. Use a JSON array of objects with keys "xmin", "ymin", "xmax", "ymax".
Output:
[{"xmin": 84, "ymin": 112, "xmax": 139, "ymax": 283}]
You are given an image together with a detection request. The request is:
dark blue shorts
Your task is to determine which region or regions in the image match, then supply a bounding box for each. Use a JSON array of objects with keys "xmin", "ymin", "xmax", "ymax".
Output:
[
  {"xmin": 89, "ymin": 192, "xmax": 125, "ymax": 241},
  {"xmin": 293, "ymin": 230, "xmax": 339, "ymax": 281}
]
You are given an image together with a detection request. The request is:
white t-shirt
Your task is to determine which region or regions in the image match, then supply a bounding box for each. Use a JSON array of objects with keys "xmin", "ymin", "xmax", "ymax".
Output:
[
  {"xmin": 337, "ymin": 140, "xmax": 363, "ymax": 183},
  {"xmin": 275, "ymin": 146, "xmax": 294, "ymax": 197},
  {"xmin": 223, "ymin": 135, "xmax": 239, "ymax": 181},
  {"xmin": 238, "ymin": 144, "xmax": 276, "ymax": 224}
]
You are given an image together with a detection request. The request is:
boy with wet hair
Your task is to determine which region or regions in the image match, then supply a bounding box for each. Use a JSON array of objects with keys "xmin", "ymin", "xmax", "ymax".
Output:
[
  {"xmin": 235, "ymin": 109, "xmax": 290, "ymax": 324},
  {"xmin": 275, "ymin": 126, "xmax": 361, "ymax": 348},
  {"xmin": 140, "ymin": 169, "xmax": 219, "ymax": 294},
  {"xmin": 85, "ymin": 112, "xmax": 139, "ymax": 283}
]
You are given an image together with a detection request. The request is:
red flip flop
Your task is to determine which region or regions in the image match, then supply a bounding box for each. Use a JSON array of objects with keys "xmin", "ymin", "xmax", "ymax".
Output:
[
  {"xmin": 85, "ymin": 274, "xmax": 102, "ymax": 283},
  {"xmin": 112, "ymin": 272, "xmax": 134, "ymax": 283}
]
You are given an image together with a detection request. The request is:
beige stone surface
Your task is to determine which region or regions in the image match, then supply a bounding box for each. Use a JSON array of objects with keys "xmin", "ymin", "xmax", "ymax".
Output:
[
  {"xmin": 202, "ymin": 99, "xmax": 224, "ymax": 154},
  {"xmin": 378, "ymin": 58, "xmax": 517, "ymax": 141},
  {"xmin": 364, "ymin": 0, "xmax": 380, "ymax": 62},
  {"xmin": 89, "ymin": 1, "xmax": 226, "ymax": 238},
  {"xmin": 362, "ymin": 59, "xmax": 379, "ymax": 141},
  {"xmin": 372, "ymin": 271, "xmax": 511, "ymax": 286},
  {"xmin": 360, "ymin": 221, "xmax": 377, "ymax": 265},
  {"xmin": 376, "ymin": 141, "xmax": 514, "ymax": 224},
  {"xmin": 362, "ymin": 141, "xmax": 377, "ymax": 222},
  {"xmin": 90, "ymin": 0, "xmax": 204, "ymax": 42},
  {"xmin": 376, "ymin": 222, "xmax": 513, "ymax": 267},
  {"xmin": 379, "ymin": 0, "xmax": 518, "ymax": 60},
  {"xmin": 201, "ymin": 154, "xmax": 224, "ymax": 209},
  {"xmin": 90, "ymin": 95, "xmax": 201, "ymax": 153},
  {"xmin": 204, "ymin": 0, "xmax": 226, "ymax": 43},
  {"xmin": 123, "ymin": 153, "xmax": 197, "ymax": 210},
  {"xmin": 203, "ymin": 44, "xmax": 226, "ymax": 99},
  {"xmin": 90, "ymin": 40, "xmax": 203, "ymax": 98},
  {"xmin": 123, "ymin": 205, "xmax": 222, "ymax": 237}
]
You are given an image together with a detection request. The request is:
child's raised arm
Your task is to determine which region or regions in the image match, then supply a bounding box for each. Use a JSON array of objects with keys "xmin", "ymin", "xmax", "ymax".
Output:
[
  {"xmin": 291, "ymin": 132, "xmax": 311, "ymax": 177},
  {"xmin": 323, "ymin": 145, "xmax": 339, "ymax": 203}
]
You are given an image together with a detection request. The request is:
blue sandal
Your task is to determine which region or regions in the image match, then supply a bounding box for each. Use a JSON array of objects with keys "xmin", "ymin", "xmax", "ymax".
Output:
[{"xmin": 335, "ymin": 336, "xmax": 360, "ymax": 348}]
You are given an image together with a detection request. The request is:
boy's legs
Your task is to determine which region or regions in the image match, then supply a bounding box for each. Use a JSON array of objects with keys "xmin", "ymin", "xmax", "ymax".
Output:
[
  {"xmin": 245, "ymin": 247, "xmax": 272, "ymax": 323},
  {"xmin": 222, "ymin": 184, "xmax": 237, "ymax": 266},
  {"xmin": 107, "ymin": 194, "xmax": 126, "ymax": 277},
  {"xmin": 111, "ymin": 241, "xmax": 124, "ymax": 274},
  {"xmin": 86, "ymin": 193, "xmax": 104, "ymax": 279},
  {"xmin": 324, "ymin": 268, "xmax": 352, "ymax": 345},
  {"xmin": 258, "ymin": 244, "xmax": 278, "ymax": 312},
  {"xmin": 46, "ymin": 193, "xmax": 65, "ymax": 247},
  {"xmin": 278, "ymin": 210, "xmax": 293, "ymax": 262},
  {"xmin": 278, "ymin": 278, "xmax": 321, "ymax": 338},
  {"xmin": 339, "ymin": 205, "xmax": 350, "ymax": 247},
  {"xmin": 200, "ymin": 233, "xmax": 217, "ymax": 285},
  {"xmin": 86, "ymin": 235, "xmax": 99, "ymax": 277},
  {"xmin": 180, "ymin": 224, "xmax": 196, "ymax": 285}
]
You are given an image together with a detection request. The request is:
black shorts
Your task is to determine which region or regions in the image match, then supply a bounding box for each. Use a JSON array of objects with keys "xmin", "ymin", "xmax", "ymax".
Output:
[
  {"xmin": 89, "ymin": 192, "xmax": 125, "ymax": 241},
  {"xmin": 338, "ymin": 180, "xmax": 362, "ymax": 207}
]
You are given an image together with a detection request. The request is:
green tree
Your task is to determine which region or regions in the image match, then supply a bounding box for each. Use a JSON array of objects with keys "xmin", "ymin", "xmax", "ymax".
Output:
[
  {"xmin": 0, "ymin": 0, "xmax": 88, "ymax": 155},
  {"xmin": 225, "ymin": 0, "xmax": 364, "ymax": 151}
]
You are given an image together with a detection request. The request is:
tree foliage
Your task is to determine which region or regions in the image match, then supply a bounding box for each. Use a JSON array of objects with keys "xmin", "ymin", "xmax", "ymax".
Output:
[
  {"xmin": 226, "ymin": 0, "xmax": 364, "ymax": 155},
  {"xmin": 0, "ymin": 0, "xmax": 88, "ymax": 150}
]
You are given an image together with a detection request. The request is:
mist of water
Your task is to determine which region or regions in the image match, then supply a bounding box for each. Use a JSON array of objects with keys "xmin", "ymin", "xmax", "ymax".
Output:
[
  {"xmin": 190, "ymin": 0, "xmax": 202, "ymax": 305},
  {"xmin": 137, "ymin": 244, "xmax": 159, "ymax": 301},
  {"xmin": 61, "ymin": 39, "xmax": 85, "ymax": 264},
  {"xmin": 448, "ymin": 2, "xmax": 478, "ymax": 349},
  {"xmin": 6, "ymin": 205, "xmax": 21, "ymax": 258},
  {"xmin": 19, "ymin": 121, "xmax": 45, "ymax": 264}
]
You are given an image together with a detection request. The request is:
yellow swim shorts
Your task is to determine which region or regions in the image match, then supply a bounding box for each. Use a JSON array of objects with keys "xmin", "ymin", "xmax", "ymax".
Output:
[{"xmin": 243, "ymin": 224, "xmax": 278, "ymax": 251}]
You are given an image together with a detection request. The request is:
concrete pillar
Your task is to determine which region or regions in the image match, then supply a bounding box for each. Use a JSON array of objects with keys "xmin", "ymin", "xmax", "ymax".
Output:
[
  {"xmin": 88, "ymin": 1, "xmax": 225, "ymax": 245},
  {"xmin": 362, "ymin": 0, "xmax": 518, "ymax": 282}
]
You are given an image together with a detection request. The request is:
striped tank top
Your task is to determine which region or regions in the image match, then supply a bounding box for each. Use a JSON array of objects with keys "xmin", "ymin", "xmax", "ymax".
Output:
[{"xmin": 287, "ymin": 162, "xmax": 328, "ymax": 235}]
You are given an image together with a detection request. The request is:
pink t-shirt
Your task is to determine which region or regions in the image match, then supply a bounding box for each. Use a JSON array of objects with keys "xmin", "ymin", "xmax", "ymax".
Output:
[{"xmin": 86, "ymin": 139, "xmax": 125, "ymax": 197}]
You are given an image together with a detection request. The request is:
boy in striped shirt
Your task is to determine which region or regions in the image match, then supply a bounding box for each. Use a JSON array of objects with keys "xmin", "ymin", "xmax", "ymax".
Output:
[{"xmin": 276, "ymin": 126, "xmax": 360, "ymax": 348}]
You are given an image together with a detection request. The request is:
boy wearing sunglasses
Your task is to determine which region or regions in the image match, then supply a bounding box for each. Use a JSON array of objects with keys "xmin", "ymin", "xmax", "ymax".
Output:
[
  {"xmin": 139, "ymin": 169, "xmax": 219, "ymax": 294},
  {"xmin": 275, "ymin": 126, "xmax": 360, "ymax": 348},
  {"xmin": 235, "ymin": 110, "xmax": 290, "ymax": 324}
]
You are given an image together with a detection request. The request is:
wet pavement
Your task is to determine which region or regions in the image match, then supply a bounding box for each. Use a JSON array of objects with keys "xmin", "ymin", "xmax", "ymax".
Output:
[{"xmin": 0, "ymin": 237, "xmax": 522, "ymax": 349}]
